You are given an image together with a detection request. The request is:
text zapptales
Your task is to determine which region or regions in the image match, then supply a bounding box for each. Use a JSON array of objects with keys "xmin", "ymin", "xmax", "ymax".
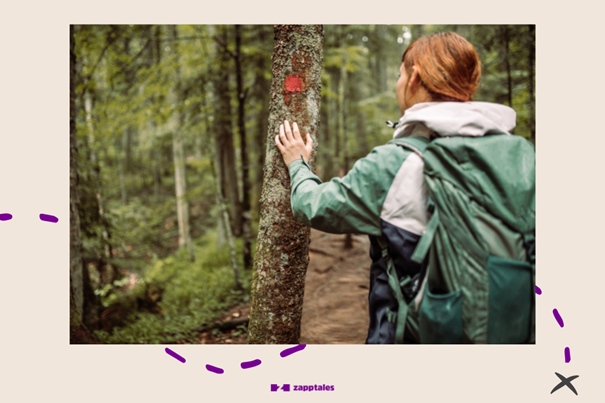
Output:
[{"xmin": 293, "ymin": 384, "xmax": 335, "ymax": 391}]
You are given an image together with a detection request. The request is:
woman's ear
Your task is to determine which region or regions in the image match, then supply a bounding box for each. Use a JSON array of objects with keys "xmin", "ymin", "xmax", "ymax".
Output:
[{"xmin": 408, "ymin": 65, "xmax": 421, "ymax": 91}]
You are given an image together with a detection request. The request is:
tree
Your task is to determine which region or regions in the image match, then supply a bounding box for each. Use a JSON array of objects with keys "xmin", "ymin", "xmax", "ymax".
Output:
[
  {"xmin": 248, "ymin": 25, "xmax": 324, "ymax": 344},
  {"xmin": 234, "ymin": 25, "xmax": 253, "ymax": 270},
  {"xmin": 70, "ymin": 25, "xmax": 98, "ymax": 343},
  {"xmin": 213, "ymin": 25, "xmax": 242, "ymax": 238},
  {"xmin": 338, "ymin": 26, "xmax": 353, "ymax": 249},
  {"xmin": 169, "ymin": 25, "xmax": 195, "ymax": 262}
]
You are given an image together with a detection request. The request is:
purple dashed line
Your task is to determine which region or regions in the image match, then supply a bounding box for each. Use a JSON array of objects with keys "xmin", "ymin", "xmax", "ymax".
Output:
[
  {"xmin": 40, "ymin": 214, "xmax": 58, "ymax": 223},
  {"xmin": 165, "ymin": 348, "xmax": 186, "ymax": 363},
  {"xmin": 553, "ymin": 309, "xmax": 564, "ymax": 328},
  {"xmin": 565, "ymin": 347, "xmax": 571, "ymax": 363},
  {"xmin": 0, "ymin": 213, "xmax": 12, "ymax": 221},
  {"xmin": 535, "ymin": 285, "xmax": 542, "ymax": 295},
  {"xmin": 241, "ymin": 359, "xmax": 262, "ymax": 369},
  {"xmin": 280, "ymin": 344, "xmax": 306, "ymax": 358},
  {"xmin": 206, "ymin": 364, "xmax": 224, "ymax": 374}
]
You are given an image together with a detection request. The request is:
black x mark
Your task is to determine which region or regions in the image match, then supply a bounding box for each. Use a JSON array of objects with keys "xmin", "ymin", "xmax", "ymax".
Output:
[{"xmin": 551, "ymin": 372, "xmax": 579, "ymax": 395}]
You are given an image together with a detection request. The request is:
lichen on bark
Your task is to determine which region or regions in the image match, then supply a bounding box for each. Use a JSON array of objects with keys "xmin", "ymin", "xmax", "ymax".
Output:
[{"xmin": 248, "ymin": 25, "xmax": 324, "ymax": 344}]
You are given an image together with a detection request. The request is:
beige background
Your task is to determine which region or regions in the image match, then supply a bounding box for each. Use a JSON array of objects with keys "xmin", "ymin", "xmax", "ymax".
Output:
[{"xmin": 1, "ymin": 1, "xmax": 603, "ymax": 402}]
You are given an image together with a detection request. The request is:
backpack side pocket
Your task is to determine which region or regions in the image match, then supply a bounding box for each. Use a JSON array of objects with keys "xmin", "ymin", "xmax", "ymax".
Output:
[
  {"xmin": 487, "ymin": 256, "xmax": 533, "ymax": 343},
  {"xmin": 418, "ymin": 284, "xmax": 462, "ymax": 344}
]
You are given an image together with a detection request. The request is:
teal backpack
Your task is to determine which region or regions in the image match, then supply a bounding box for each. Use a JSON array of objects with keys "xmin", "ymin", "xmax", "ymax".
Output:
[{"xmin": 380, "ymin": 133, "xmax": 535, "ymax": 344}]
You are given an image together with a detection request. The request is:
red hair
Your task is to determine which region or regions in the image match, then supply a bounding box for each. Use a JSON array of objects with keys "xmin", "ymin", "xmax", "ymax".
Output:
[{"xmin": 402, "ymin": 32, "xmax": 481, "ymax": 102}]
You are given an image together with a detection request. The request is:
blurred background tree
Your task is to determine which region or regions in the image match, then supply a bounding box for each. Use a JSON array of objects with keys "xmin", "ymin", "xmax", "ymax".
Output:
[{"xmin": 71, "ymin": 24, "xmax": 535, "ymax": 344}]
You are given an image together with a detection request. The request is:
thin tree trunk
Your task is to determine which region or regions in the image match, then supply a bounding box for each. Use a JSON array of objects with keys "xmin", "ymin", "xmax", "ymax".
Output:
[
  {"xmin": 214, "ymin": 25, "xmax": 243, "ymax": 237},
  {"xmin": 71, "ymin": 25, "xmax": 84, "ymax": 323},
  {"xmin": 152, "ymin": 26, "xmax": 162, "ymax": 202},
  {"xmin": 503, "ymin": 26, "xmax": 513, "ymax": 109},
  {"xmin": 338, "ymin": 26, "xmax": 353, "ymax": 249},
  {"xmin": 528, "ymin": 25, "xmax": 535, "ymax": 143},
  {"xmin": 333, "ymin": 72, "xmax": 341, "ymax": 175},
  {"xmin": 321, "ymin": 79, "xmax": 333, "ymax": 181},
  {"xmin": 253, "ymin": 26, "xmax": 270, "ymax": 216},
  {"xmin": 170, "ymin": 25, "xmax": 194, "ymax": 262},
  {"xmin": 118, "ymin": 145, "xmax": 127, "ymax": 205},
  {"xmin": 85, "ymin": 90, "xmax": 116, "ymax": 284},
  {"xmin": 212, "ymin": 159, "xmax": 242, "ymax": 290},
  {"xmin": 248, "ymin": 25, "xmax": 324, "ymax": 344},
  {"xmin": 339, "ymin": 25, "xmax": 348, "ymax": 176},
  {"xmin": 235, "ymin": 25, "xmax": 252, "ymax": 270},
  {"xmin": 375, "ymin": 25, "xmax": 388, "ymax": 93},
  {"xmin": 71, "ymin": 25, "xmax": 97, "ymax": 342}
]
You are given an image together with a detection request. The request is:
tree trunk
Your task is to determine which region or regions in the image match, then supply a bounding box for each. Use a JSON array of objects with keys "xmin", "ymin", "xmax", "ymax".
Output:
[
  {"xmin": 118, "ymin": 141, "xmax": 127, "ymax": 205},
  {"xmin": 214, "ymin": 25, "xmax": 243, "ymax": 237},
  {"xmin": 375, "ymin": 25, "xmax": 388, "ymax": 93},
  {"xmin": 170, "ymin": 25, "xmax": 195, "ymax": 262},
  {"xmin": 248, "ymin": 25, "xmax": 324, "ymax": 344},
  {"xmin": 528, "ymin": 25, "xmax": 535, "ymax": 143},
  {"xmin": 253, "ymin": 26, "xmax": 271, "ymax": 216},
  {"xmin": 71, "ymin": 25, "xmax": 97, "ymax": 342},
  {"xmin": 152, "ymin": 26, "xmax": 162, "ymax": 202},
  {"xmin": 212, "ymin": 159, "xmax": 242, "ymax": 291},
  {"xmin": 70, "ymin": 24, "xmax": 84, "ymax": 323},
  {"xmin": 235, "ymin": 25, "xmax": 252, "ymax": 270},
  {"xmin": 85, "ymin": 90, "xmax": 116, "ymax": 285},
  {"xmin": 333, "ymin": 72, "xmax": 341, "ymax": 175},
  {"xmin": 338, "ymin": 26, "xmax": 353, "ymax": 249},
  {"xmin": 503, "ymin": 26, "xmax": 513, "ymax": 109}
]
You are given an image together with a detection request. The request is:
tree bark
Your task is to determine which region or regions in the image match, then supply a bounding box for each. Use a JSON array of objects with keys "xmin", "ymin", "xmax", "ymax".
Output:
[
  {"xmin": 374, "ymin": 25, "xmax": 388, "ymax": 93},
  {"xmin": 212, "ymin": 158, "xmax": 242, "ymax": 291},
  {"xmin": 214, "ymin": 25, "xmax": 243, "ymax": 237},
  {"xmin": 170, "ymin": 25, "xmax": 195, "ymax": 262},
  {"xmin": 248, "ymin": 25, "xmax": 324, "ymax": 344},
  {"xmin": 528, "ymin": 25, "xmax": 535, "ymax": 143},
  {"xmin": 338, "ymin": 26, "xmax": 353, "ymax": 249},
  {"xmin": 85, "ymin": 90, "xmax": 116, "ymax": 285},
  {"xmin": 503, "ymin": 26, "xmax": 513, "ymax": 109},
  {"xmin": 70, "ymin": 24, "xmax": 84, "ymax": 323},
  {"xmin": 235, "ymin": 25, "xmax": 253, "ymax": 270},
  {"xmin": 71, "ymin": 25, "xmax": 97, "ymax": 342},
  {"xmin": 253, "ymin": 26, "xmax": 271, "ymax": 216}
]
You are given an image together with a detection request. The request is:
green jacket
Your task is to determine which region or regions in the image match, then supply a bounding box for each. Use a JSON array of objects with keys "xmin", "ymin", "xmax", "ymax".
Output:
[{"xmin": 288, "ymin": 101, "xmax": 531, "ymax": 344}]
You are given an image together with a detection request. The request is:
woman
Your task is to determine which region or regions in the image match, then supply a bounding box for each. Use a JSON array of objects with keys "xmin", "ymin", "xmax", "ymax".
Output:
[{"xmin": 274, "ymin": 32, "xmax": 534, "ymax": 344}]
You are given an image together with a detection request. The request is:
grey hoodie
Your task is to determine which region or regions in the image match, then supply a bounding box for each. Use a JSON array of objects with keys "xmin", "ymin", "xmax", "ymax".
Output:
[{"xmin": 393, "ymin": 101, "xmax": 516, "ymax": 139}]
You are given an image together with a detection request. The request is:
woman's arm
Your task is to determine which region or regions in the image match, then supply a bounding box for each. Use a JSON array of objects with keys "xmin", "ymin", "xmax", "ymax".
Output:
[{"xmin": 276, "ymin": 121, "xmax": 406, "ymax": 236}]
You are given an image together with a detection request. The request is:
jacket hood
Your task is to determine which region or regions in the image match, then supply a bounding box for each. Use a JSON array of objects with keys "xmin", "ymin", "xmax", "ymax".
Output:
[{"xmin": 393, "ymin": 101, "xmax": 516, "ymax": 139}]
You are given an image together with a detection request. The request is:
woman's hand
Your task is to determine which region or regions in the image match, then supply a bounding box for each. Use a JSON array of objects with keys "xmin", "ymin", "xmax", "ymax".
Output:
[{"xmin": 275, "ymin": 120, "xmax": 313, "ymax": 168}]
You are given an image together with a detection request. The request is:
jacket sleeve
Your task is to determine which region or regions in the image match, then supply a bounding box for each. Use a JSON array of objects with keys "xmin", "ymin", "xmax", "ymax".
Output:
[{"xmin": 288, "ymin": 145, "xmax": 406, "ymax": 236}]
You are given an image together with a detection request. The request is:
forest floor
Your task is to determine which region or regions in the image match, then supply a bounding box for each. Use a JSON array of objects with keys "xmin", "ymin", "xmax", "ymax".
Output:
[{"xmin": 184, "ymin": 229, "xmax": 372, "ymax": 344}]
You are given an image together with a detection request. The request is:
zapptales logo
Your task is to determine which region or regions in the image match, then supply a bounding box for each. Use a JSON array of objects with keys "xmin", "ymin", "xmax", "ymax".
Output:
[{"xmin": 271, "ymin": 383, "xmax": 335, "ymax": 392}]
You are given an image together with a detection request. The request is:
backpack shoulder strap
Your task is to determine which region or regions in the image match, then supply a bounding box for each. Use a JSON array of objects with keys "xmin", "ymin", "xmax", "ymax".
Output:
[{"xmin": 388, "ymin": 136, "xmax": 430, "ymax": 157}]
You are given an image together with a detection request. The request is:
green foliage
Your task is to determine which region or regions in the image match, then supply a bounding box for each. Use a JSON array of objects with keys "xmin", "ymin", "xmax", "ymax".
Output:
[{"xmin": 94, "ymin": 229, "xmax": 253, "ymax": 344}]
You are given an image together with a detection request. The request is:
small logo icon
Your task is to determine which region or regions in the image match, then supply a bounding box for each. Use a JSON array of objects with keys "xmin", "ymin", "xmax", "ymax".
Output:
[
  {"xmin": 270, "ymin": 384, "xmax": 290, "ymax": 392},
  {"xmin": 550, "ymin": 372, "xmax": 579, "ymax": 395}
]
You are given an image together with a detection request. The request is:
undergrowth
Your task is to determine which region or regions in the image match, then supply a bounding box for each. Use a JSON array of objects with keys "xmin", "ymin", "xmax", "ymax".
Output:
[{"xmin": 94, "ymin": 229, "xmax": 253, "ymax": 344}]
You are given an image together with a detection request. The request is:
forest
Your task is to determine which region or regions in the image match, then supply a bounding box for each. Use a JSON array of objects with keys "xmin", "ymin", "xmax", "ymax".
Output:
[{"xmin": 69, "ymin": 24, "xmax": 535, "ymax": 344}]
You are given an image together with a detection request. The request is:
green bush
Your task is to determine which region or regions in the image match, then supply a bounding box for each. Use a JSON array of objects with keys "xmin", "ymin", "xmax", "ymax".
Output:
[{"xmin": 94, "ymin": 229, "xmax": 253, "ymax": 344}]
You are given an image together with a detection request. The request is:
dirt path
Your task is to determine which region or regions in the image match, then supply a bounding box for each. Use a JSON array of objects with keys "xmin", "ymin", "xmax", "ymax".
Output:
[
  {"xmin": 189, "ymin": 229, "xmax": 372, "ymax": 345},
  {"xmin": 300, "ymin": 229, "xmax": 371, "ymax": 344}
]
